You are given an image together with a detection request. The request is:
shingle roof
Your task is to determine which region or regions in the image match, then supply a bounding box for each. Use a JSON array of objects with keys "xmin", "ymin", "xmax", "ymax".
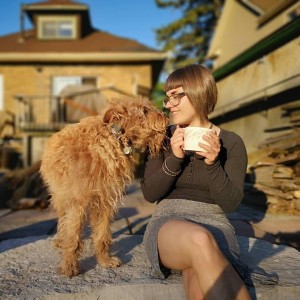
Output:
[
  {"xmin": 0, "ymin": 29, "xmax": 161, "ymax": 54},
  {"xmin": 0, "ymin": 0, "xmax": 166, "ymax": 84},
  {"xmin": 24, "ymin": 0, "xmax": 87, "ymax": 8},
  {"xmin": 0, "ymin": 0, "xmax": 164, "ymax": 57}
]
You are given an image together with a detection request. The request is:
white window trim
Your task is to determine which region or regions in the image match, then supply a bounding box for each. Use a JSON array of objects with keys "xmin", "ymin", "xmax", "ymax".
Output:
[{"xmin": 37, "ymin": 15, "xmax": 77, "ymax": 40}]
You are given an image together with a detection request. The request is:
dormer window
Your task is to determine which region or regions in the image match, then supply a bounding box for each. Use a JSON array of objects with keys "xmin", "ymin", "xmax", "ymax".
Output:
[{"xmin": 37, "ymin": 15, "xmax": 78, "ymax": 40}]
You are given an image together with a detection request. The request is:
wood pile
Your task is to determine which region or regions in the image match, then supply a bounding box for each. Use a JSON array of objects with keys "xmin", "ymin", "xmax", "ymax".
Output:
[
  {"xmin": 245, "ymin": 100, "xmax": 300, "ymax": 215},
  {"xmin": 0, "ymin": 160, "xmax": 50, "ymax": 209}
]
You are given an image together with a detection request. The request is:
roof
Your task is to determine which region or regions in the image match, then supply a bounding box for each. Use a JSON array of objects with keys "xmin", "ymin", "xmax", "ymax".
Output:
[
  {"xmin": 0, "ymin": 0, "xmax": 166, "ymax": 62},
  {"xmin": 22, "ymin": 0, "xmax": 88, "ymax": 9},
  {"xmin": 0, "ymin": 30, "xmax": 162, "ymax": 54},
  {"xmin": 0, "ymin": 29, "xmax": 166, "ymax": 64},
  {"xmin": 22, "ymin": 0, "xmax": 91, "ymax": 30},
  {"xmin": 0, "ymin": 0, "xmax": 167, "ymax": 84}
]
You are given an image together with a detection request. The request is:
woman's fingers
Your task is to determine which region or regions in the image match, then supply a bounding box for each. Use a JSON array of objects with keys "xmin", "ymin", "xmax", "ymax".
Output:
[{"xmin": 197, "ymin": 133, "xmax": 221, "ymax": 164}]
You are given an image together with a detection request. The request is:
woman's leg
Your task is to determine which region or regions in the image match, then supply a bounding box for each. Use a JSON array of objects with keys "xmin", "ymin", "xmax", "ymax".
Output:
[
  {"xmin": 157, "ymin": 220, "xmax": 251, "ymax": 300},
  {"xmin": 183, "ymin": 267, "xmax": 205, "ymax": 300}
]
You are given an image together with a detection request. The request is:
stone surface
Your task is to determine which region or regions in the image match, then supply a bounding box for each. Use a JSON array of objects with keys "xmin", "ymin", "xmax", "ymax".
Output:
[
  {"xmin": 0, "ymin": 209, "xmax": 11, "ymax": 218},
  {"xmin": 0, "ymin": 208, "xmax": 57, "ymax": 241},
  {"xmin": 0, "ymin": 234, "xmax": 300, "ymax": 300},
  {"xmin": 1, "ymin": 182, "xmax": 300, "ymax": 299},
  {"xmin": 0, "ymin": 235, "xmax": 184, "ymax": 300}
]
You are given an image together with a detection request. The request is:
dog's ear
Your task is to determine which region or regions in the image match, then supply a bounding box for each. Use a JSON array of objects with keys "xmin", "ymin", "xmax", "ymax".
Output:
[
  {"xmin": 103, "ymin": 108, "xmax": 124, "ymax": 124},
  {"xmin": 103, "ymin": 108, "xmax": 117, "ymax": 124}
]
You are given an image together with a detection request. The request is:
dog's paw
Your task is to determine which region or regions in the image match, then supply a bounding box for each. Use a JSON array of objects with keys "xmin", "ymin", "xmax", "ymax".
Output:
[
  {"xmin": 100, "ymin": 255, "xmax": 122, "ymax": 268},
  {"xmin": 58, "ymin": 262, "xmax": 80, "ymax": 277}
]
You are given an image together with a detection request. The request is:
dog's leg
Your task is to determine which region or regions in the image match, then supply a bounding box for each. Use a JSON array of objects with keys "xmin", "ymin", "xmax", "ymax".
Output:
[
  {"xmin": 90, "ymin": 203, "xmax": 121, "ymax": 268},
  {"xmin": 52, "ymin": 198, "xmax": 67, "ymax": 250},
  {"xmin": 55, "ymin": 204, "xmax": 86, "ymax": 277}
]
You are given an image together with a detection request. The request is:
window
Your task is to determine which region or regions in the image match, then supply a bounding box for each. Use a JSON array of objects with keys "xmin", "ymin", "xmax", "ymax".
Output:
[
  {"xmin": 52, "ymin": 76, "xmax": 99, "ymax": 123},
  {"xmin": 37, "ymin": 16, "xmax": 78, "ymax": 40},
  {"xmin": 52, "ymin": 76, "xmax": 97, "ymax": 96}
]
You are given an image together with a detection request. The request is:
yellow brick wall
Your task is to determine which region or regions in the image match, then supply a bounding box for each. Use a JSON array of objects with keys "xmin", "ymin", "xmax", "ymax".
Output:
[
  {"xmin": 0, "ymin": 63, "xmax": 153, "ymax": 166},
  {"xmin": 0, "ymin": 64, "xmax": 152, "ymax": 114}
]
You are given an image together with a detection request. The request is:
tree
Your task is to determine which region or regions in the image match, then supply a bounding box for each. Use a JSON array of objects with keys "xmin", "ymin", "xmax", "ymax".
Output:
[
  {"xmin": 151, "ymin": 81, "xmax": 168, "ymax": 111},
  {"xmin": 155, "ymin": 0, "xmax": 224, "ymax": 72}
]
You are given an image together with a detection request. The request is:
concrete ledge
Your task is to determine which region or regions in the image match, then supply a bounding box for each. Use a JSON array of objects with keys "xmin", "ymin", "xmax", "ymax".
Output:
[
  {"xmin": 45, "ymin": 284, "xmax": 186, "ymax": 300},
  {"xmin": 0, "ymin": 234, "xmax": 300, "ymax": 299}
]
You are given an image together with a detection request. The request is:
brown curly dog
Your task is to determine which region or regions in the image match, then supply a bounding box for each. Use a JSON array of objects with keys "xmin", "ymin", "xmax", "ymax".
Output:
[{"xmin": 40, "ymin": 97, "xmax": 168, "ymax": 277}]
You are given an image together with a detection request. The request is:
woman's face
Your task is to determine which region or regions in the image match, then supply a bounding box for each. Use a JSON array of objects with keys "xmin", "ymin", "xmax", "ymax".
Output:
[{"xmin": 165, "ymin": 87, "xmax": 201, "ymax": 127}]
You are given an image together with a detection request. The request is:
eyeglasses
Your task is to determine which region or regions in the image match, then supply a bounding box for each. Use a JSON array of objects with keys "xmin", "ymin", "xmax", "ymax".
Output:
[{"xmin": 163, "ymin": 92, "xmax": 186, "ymax": 108}]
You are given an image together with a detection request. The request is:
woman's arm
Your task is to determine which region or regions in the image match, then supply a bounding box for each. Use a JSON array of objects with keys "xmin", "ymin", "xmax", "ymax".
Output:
[
  {"xmin": 140, "ymin": 151, "xmax": 184, "ymax": 203},
  {"xmin": 206, "ymin": 134, "xmax": 248, "ymax": 212}
]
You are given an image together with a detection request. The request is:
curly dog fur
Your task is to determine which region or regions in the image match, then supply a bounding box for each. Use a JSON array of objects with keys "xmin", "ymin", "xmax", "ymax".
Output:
[{"xmin": 40, "ymin": 97, "xmax": 168, "ymax": 277}]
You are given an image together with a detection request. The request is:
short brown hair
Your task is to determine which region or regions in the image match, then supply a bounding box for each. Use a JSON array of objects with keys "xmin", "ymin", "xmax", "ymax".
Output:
[{"xmin": 164, "ymin": 64, "xmax": 218, "ymax": 123}]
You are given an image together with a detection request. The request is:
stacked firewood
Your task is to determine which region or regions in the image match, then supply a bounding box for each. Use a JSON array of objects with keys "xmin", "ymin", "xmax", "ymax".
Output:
[
  {"xmin": 245, "ymin": 101, "xmax": 300, "ymax": 215},
  {"xmin": 0, "ymin": 160, "xmax": 50, "ymax": 209}
]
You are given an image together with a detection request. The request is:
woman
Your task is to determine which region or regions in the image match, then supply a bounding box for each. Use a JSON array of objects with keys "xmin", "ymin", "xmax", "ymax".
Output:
[{"xmin": 141, "ymin": 64, "xmax": 276, "ymax": 299}]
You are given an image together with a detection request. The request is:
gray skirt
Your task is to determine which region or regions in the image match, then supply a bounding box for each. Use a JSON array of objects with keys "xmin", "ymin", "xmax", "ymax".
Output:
[{"xmin": 143, "ymin": 199, "xmax": 279, "ymax": 286}]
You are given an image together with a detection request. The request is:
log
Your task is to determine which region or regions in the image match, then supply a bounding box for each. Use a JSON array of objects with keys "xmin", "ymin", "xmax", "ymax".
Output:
[
  {"xmin": 280, "ymin": 180, "xmax": 300, "ymax": 192},
  {"xmin": 273, "ymin": 165, "xmax": 294, "ymax": 179},
  {"xmin": 254, "ymin": 183, "xmax": 293, "ymax": 200}
]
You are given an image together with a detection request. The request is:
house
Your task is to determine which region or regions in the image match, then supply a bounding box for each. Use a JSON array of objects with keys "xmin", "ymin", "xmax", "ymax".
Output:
[
  {"xmin": 0, "ymin": 0, "xmax": 167, "ymax": 166},
  {"xmin": 207, "ymin": 0, "xmax": 300, "ymax": 158}
]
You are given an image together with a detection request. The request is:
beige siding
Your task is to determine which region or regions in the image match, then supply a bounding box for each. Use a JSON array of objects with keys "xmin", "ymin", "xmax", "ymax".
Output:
[
  {"xmin": 211, "ymin": 38, "xmax": 300, "ymax": 117},
  {"xmin": 210, "ymin": 37, "xmax": 300, "ymax": 155},
  {"xmin": 217, "ymin": 104, "xmax": 290, "ymax": 160},
  {"xmin": 208, "ymin": 0, "xmax": 300, "ymax": 67}
]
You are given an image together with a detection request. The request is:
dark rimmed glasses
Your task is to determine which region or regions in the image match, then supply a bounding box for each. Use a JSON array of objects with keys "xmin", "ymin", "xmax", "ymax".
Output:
[{"xmin": 163, "ymin": 92, "xmax": 186, "ymax": 108}]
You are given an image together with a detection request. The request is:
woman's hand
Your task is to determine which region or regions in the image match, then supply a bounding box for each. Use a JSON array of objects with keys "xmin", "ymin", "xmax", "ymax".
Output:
[
  {"xmin": 170, "ymin": 125, "xmax": 185, "ymax": 158},
  {"xmin": 196, "ymin": 131, "xmax": 221, "ymax": 165}
]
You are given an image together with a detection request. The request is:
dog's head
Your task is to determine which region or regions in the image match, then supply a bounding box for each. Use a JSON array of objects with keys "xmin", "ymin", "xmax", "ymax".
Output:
[{"xmin": 103, "ymin": 97, "xmax": 169, "ymax": 157}]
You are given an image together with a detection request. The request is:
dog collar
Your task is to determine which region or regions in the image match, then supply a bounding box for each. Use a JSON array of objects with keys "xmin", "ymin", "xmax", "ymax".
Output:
[{"xmin": 110, "ymin": 124, "xmax": 133, "ymax": 155}]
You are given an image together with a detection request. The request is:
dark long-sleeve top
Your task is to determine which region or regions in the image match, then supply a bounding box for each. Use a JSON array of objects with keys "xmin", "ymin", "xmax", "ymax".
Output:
[{"xmin": 140, "ymin": 126, "xmax": 248, "ymax": 212}]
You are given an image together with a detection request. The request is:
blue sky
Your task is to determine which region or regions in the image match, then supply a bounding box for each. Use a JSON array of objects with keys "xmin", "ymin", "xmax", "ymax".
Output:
[{"xmin": 0, "ymin": 0, "xmax": 182, "ymax": 49}]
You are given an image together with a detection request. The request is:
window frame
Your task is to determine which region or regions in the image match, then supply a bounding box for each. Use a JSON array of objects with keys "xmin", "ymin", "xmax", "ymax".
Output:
[{"xmin": 37, "ymin": 15, "xmax": 79, "ymax": 40}]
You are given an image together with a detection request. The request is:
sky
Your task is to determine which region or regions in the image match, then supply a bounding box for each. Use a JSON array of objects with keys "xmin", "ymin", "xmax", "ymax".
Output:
[{"xmin": 0, "ymin": 0, "xmax": 182, "ymax": 50}]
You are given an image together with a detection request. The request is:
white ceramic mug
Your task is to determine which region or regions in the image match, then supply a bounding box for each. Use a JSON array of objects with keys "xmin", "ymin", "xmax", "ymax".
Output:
[{"xmin": 183, "ymin": 127, "xmax": 214, "ymax": 152}]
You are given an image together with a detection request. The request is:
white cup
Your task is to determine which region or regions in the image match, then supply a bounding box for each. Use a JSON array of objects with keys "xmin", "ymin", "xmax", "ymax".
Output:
[{"xmin": 183, "ymin": 127, "xmax": 214, "ymax": 152}]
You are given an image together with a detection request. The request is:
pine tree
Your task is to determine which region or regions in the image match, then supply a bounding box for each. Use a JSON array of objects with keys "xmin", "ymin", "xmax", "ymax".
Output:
[{"xmin": 155, "ymin": 0, "xmax": 224, "ymax": 72}]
